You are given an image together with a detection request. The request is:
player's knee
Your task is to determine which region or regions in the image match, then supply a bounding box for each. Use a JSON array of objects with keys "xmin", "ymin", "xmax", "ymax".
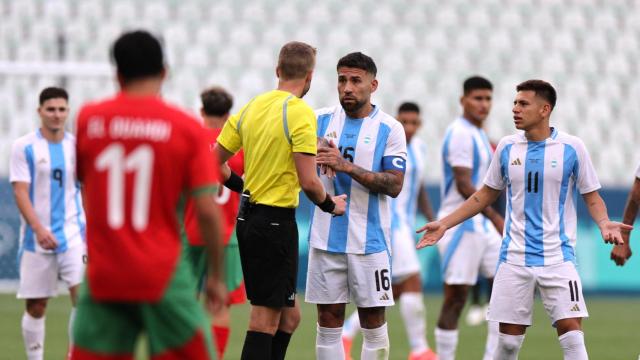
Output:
[
  {"xmin": 358, "ymin": 307, "xmax": 386, "ymax": 329},
  {"xmin": 555, "ymin": 318, "xmax": 582, "ymax": 336},
  {"xmin": 498, "ymin": 332, "xmax": 525, "ymax": 355},
  {"xmin": 317, "ymin": 305, "xmax": 345, "ymax": 327},
  {"xmin": 26, "ymin": 299, "xmax": 48, "ymax": 318}
]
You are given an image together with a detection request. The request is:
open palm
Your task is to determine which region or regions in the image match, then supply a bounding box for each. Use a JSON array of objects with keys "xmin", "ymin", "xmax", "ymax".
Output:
[
  {"xmin": 600, "ymin": 220, "xmax": 633, "ymax": 245},
  {"xmin": 416, "ymin": 221, "xmax": 447, "ymax": 249}
]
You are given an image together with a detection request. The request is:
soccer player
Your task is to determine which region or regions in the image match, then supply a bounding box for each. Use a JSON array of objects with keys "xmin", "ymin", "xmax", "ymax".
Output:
[
  {"xmin": 417, "ymin": 79, "xmax": 632, "ymax": 360},
  {"xmin": 215, "ymin": 41, "xmax": 347, "ymax": 360},
  {"xmin": 10, "ymin": 87, "xmax": 86, "ymax": 360},
  {"xmin": 610, "ymin": 162, "xmax": 640, "ymax": 266},
  {"xmin": 307, "ymin": 52, "xmax": 407, "ymax": 360},
  {"xmin": 434, "ymin": 76, "xmax": 504, "ymax": 360},
  {"xmin": 182, "ymin": 86, "xmax": 246, "ymax": 359},
  {"xmin": 71, "ymin": 30, "xmax": 226, "ymax": 359},
  {"xmin": 341, "ymin": 101, "xmax": 437, "ymax": 360}
]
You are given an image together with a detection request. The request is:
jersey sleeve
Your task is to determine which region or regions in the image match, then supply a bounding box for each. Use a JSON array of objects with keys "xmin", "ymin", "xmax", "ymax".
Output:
[
  {"xmin": 484, "ymin": 138, "xmax": 509, "ymax": 191},
  {"xmin": 9, "ymin": 139, "xmax": 31, "ymax": 183},
  {"xmin": 216, "ymin": 107, "xmax": 245, "ymax": 154},
  {"xmin": 287, "ymin": 101, "xmax": 317, "ymax": 155},
  {"xmin": 447, "ymin": 127, "xmax": 474, "ymax": 169},
  {"xmin": 188, "ymin": 125, "xmax": 220, "ymax": 196},
  {"xmin": 381, "ymin": 121, "xmax": 407, "ymax": 172},
  {"xmin": 573, "ymin": 139, "xmax": 601, "ymax": 194}
]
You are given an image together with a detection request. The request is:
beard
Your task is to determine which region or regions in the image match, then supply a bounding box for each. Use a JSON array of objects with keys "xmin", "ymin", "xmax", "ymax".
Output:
[{"xmin": 340, "ymin": 97, "xmax": 367, "ymax": 114}]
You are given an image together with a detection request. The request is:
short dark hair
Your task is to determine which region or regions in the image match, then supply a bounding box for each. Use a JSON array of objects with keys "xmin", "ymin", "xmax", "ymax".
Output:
[
  {"xmin": 398, "ymin": 102, "xmax": 420, "ymax": 114},
  {"xmin": 337, "ymin": 52, "xmax": 377, "ymax": 77},
  {"xmin": 200, "ymin": 86, "xmax": 233, "ymax": 116},
  {"xmin": 112, "ymin": 30, "xmax": 164, "ymax": 82},
  {"xmin": 516, "ymin": 79, "xmax": 557, "ymax": 110},
  {"xmin": 463, "ymin": 76, "xmax": 493, "ymax": 95},
  {"xmin": 277, "ymin": 41, "xmax": 317, "ymax": 80},
  {"xmin": 39, "ymin": 87, "xmax": 68, "ymax": 105}
]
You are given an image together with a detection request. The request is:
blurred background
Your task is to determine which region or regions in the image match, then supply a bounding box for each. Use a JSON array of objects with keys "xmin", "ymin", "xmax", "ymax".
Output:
[{"xmin": 0, "ymin": 0, "xmax": 639, "ymax": 293}]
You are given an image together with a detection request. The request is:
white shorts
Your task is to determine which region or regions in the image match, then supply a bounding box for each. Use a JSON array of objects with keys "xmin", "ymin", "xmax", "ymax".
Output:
[
  {"xmin": 17, "ymin": 244, "xmax": 86, "ymax": 299},
  {"xmin": 391, "ymin": 226, "xmax": 421, "ymax": 283},
  {"xmin": 437, "ymin": 224, "xmax": 501, "ymax": 285},
  {"xmin": 488, "ymin": 261, "xmax": 589, "ymax": 326},
  {"xmin": 305, "ymin": 247, "xmax": 394, "ymax": 308}
]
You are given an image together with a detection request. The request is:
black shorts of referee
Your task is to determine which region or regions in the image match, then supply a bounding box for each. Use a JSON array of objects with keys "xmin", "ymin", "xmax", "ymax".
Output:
[{"xmin": 236, "ymin": 203, "xmax": 298, "ymax": 308}]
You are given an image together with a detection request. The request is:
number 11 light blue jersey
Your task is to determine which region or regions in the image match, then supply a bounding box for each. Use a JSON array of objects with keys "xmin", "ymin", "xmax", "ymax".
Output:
[{"xmin": 309, "ymin": 105, "xmax": 407, "ymax": 255}]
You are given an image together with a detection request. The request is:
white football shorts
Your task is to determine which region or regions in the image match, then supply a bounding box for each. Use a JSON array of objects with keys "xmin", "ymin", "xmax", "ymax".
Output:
[
  {"xmin": 305, "ymin": 247, "xmax": 394, "ymax": 308},
  {"xmin": 437, "ymin": 223, "xmax": 501, "ymax": 285},
  {"xmin": 488, "ymin": 261, "xmax": 589, "ymax": 326},
  {"xmin": 391, "ymin": 225, "xmax": 421, "ymax": 283},
  {"xmin": 17, "ymin": 244, "xmax": 86, "ymax": 299}
]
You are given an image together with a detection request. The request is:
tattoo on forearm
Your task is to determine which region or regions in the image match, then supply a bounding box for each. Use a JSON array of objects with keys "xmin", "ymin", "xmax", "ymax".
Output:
[{"xmin": 349, "ymin": 165, "xmax": 402, "ymax": 196}]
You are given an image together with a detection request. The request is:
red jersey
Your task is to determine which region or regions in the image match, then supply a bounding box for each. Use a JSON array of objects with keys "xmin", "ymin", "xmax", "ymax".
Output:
[
  {"xmin": 76, "ymin": 93, "xmax": 220, "ymax": 302},
  {"xmin": 184, "ymin": 128, "xmax": 244, "ymax": 246}
]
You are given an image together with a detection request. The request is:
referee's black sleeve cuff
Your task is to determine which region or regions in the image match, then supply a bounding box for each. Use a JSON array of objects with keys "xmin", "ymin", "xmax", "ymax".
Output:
[{"xmin": 224, "ymin": 171, "xmax": 244, "ymax": 193}]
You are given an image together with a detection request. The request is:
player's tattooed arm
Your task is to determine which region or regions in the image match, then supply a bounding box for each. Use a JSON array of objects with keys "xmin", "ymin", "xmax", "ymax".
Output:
[
  {"xmin": 347, "ymin": 166, "xmax": 404, "ymax": 197},
  {"xmin": 453, "ymin": 166, "xmax": 504, "ymax": 233}
]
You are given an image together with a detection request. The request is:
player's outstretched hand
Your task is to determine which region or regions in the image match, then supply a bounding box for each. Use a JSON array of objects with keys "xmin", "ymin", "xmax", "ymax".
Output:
[
  {"xmin": 205, "ymin": 277, "xmax": 227, "ymax": 315},
  {"xmin": 35, "ymin": 227, "xmax": 58, "ymax": 250},
  {"xmin": 610, "ymin": 236, "xmax": 632, "ymax": 266},
  {"xmin": 317, "ymin": 137, "xmax": 336, "ymax": 178},
  {"xmin": 415, "ymin": 221, "xmax": 447, "ymax": 249},
  {"xmin": 599, "ymin": 220, "xmax": 632, "ymax": 245},
  {"xmin": 331, "ymin": 194, "xmax": 348, "ymax": 216}
]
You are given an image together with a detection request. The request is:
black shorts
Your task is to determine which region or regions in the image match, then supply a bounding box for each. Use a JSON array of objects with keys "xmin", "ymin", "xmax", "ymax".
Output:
[{"xmin": 236, "ymin": 204, "xmax": 298, "ymax": 308}]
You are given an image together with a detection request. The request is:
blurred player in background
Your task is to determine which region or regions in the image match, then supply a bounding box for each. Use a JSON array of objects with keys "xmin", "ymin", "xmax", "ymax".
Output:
[
  {"xmin": 610, "ymin": 162, "xmax": 640, "ymax": 266},
  {"xmin": 341, "ymin": 101, "xmax": 437, "ymax": 360},
  {"xmin": 10, "ymin": 87, "xmax": 86, "ymax": 360},
  {"xmin": 417, "ymin": 79, "xmax": 632, "ymax": 360},
  {"xmin": 308, "ymin": 52, "xmax": 407, "ymax": 360},
  {"xmin": 215, "ymin": 41, "xmax": 347, "ymax": 360},
  {"xmin": 181, "ymin": 86, "xmax": 246, "ymax": 359},
  {"xmin": 71, "ymin": 30, "xmax": 226, "ymax": 359},
  {"xmin": 435, "ymin": 76, "xmax": 504, "ymax": 360}
]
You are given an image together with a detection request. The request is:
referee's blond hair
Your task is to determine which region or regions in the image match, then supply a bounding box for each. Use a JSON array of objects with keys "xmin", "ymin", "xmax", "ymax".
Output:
[{"xmin": 277, "ymin": 41, "xmax": 316, "ymax": 80}]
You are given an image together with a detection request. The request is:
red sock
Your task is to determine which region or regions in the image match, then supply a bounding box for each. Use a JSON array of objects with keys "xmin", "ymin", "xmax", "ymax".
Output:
[{"xmin": 212, "ymin": 325, "xmax": 230, "ymax": 359}]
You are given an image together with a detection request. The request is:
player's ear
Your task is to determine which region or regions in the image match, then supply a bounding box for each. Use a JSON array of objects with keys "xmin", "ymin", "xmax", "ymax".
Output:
[
  {"xmin": 371, "ymin": 78, "xmax": 378, "ymax": 93},
  {"xmin": 159, "ymin": 66, "xmax": 168, "ymax": 81},
  {"xmin": 200, "ymin": 108, "xmax": 206, "ymax": 119},
  {"xmin": 275, "ymin": 67, "xmax": 281, "ymax": 79}
]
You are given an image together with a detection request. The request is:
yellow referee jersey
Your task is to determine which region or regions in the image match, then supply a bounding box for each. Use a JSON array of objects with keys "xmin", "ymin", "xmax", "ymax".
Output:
[{"xmin": 217, "ymin": 90, "xmax": 317, "ymax": 208}]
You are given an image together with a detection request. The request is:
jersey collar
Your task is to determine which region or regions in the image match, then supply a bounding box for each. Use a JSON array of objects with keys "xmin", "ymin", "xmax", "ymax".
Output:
[{"xmin": 516, "ymin": 127, "xmax": 559, "ymax": 143}]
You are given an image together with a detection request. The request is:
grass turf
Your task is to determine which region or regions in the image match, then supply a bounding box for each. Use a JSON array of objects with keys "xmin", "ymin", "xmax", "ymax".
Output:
[{"xmin": 0, "ymin": 293, "xmax": 637, "ymax": 359}]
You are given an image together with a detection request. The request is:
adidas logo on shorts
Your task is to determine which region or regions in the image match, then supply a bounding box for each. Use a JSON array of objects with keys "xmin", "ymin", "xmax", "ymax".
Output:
[
  {"xmin": 379, "ymin": 293, "xmax": 390, "ymax": 301},
  {"xmin": 570, "ymin": 304, "xmax": 581, "ymax": 312}
]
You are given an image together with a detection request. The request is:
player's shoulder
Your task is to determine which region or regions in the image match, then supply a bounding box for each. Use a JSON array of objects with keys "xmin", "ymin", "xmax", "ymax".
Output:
[
  {"xmin": 494, "ymin": 133, "xmax": 521, "ymax": 151},
  {"xmin": 315, "ymin": 106, "xmax": 339, "ymax": 118},
  {"xmin": 375, "ymin": 108, "xmax": 399, "ymax": 127},
  {"xmin": 12, "ymin": 131, "xmax": 40, "ymax": 150},
  {"xmin": 553, "ymin": 129, "xmax": 586, "ymax": 149}
]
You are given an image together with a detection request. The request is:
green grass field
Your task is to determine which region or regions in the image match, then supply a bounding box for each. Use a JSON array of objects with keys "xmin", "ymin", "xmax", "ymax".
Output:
[{"xmin": 0, "ymin": 293, "xmax": 638, "ymax": 359}]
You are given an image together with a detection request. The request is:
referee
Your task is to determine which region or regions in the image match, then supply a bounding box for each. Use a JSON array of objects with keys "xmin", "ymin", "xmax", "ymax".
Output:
[{"xmin": 215, "ymin": 41, "xmax": 347, "ymax": 360}]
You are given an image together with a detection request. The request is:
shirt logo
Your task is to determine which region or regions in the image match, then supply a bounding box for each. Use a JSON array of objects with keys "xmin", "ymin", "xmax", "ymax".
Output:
[
  {"xmin": 511, "ymin": 158, "xmax": 522, "ymax": 166},
  {"xmin": 345, "ymin": 133, "xmax": 356, "ymax": 139},
  {"xmin": 551, "ymin": 160, "xmax": 558, "ymax": 168},
  {"xmin": 326, "ymin": 131, "xmax": 338, "ymax": 139},
  {"xmin": 363, "ymin": 135, "xmax": 372, "ymax": 144},
  {"xmin": 38, "ymin": 158, "xmax": 47, "ymax": 165}
]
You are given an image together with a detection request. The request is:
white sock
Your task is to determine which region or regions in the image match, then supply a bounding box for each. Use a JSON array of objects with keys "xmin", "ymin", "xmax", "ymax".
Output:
[
  {"xmin": 316, "ymin": 324, "xmax": 345, "ymax": 360},
  {"xmin": 558, "ymin": 330, "xmax": 588, "ymax": 360},
  {"xmin": 68, "ymin": 307, "xmax": 76, "ymax": 345},
  {"xmin": 483, "ymin": 321, "xmax": 499, "ymax": 360},
  {"xmin": 399, "ymin": 292, "xmax": 429, "ymax": 353},
  {"xmin": 342, "ymin": 310, "xmax": 361, "ymax": 339},
  {"xmin": 495, "ymin": 332, "xmax": 525, "ymax": 360},
  {"xmin": 361, "ymin": 323, "xmax": 390, "ymax": 360},
  {"xmin": 22, "ymin": 312, "xmax": 45, "ymax": 360},
  {"xmin": 435, "ymin": 327, "xmax": 458, "ymax": 360}
]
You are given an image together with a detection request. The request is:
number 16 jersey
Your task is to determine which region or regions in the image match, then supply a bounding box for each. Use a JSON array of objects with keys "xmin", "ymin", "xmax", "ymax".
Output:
[
  {"xmin": 76, "ymin": 93, "xmax": 220, "ymax": 302},
  {"xmin": 309, "ymin": 106, "xmax": 407, "ymax": 255}
]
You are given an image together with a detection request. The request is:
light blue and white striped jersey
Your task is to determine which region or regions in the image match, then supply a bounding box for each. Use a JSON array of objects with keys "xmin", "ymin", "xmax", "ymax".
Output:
[
  {"xmin": 484, "ymin": 128, "xmax": 601, "ymax": 267},
  {"xmin": 309, "ymin": 105, "xmax": 407, "ymax": 255},
  {"xmin": 391, "ymin": 137, "xmax": 427, "ymax": 232},
  {"xmin": 438, "ymin": 117, "xmax": 494, "ymax": 232},
  {"xmin": 10, "ymin": 129, "xmax": 86, "ymax": 254}
]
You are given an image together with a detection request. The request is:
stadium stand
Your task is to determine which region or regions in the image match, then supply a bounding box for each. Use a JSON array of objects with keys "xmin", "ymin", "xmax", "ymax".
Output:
[{"xmin": 0, "ymin": 0, "xmax": 638, "ymax": 185}]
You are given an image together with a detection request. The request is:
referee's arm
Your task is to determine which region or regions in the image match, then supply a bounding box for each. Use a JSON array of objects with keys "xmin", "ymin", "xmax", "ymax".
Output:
[{"xmin": 294, "ymin": 152, "xmax": 327, "ymax": 204}]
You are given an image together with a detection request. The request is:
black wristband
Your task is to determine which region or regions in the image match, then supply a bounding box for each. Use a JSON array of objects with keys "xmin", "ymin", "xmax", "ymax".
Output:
[
  {"xmin": 223, "ymin": 171, "xmax": 244, "ymax": 193},
  {"xmin": 317, "ymin": 193, "xmax": 336, "ymax": 213}
]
